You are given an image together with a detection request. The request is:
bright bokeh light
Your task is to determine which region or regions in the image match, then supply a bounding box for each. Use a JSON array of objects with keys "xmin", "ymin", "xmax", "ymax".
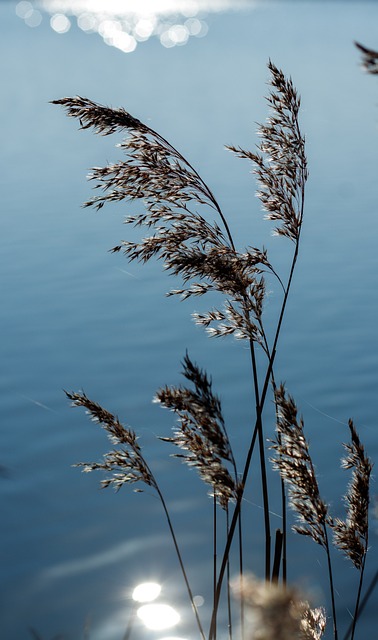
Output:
[
  {"xmin": 50, "ymin": 13, "xmax": 71, "ymax": 33},
  {"xmin": 77, "ymin": 12, "xmax": 96, "ymax": 32},
  {"xmin": 16, "ymin": 1, "xmax": 33, "ymax": 18},
  {"xmin": 25, "ymin": 10, "xmax": 43, "ymax": 27},
  {"xmin": 16, "ymin": 2, "xmax": 43, "ymax": 27},
  {"xmin": 158, "ymin": 637, "xmax": 188, "ymax": 640},
  {"xmin": 16, "ymin": 0, "xmax": 254, "ymax": 51},
  {"xmin": 134, "ymin": 17, "xmax": 156, "ymax": 40},
  {"xmin": 132, "ymin": 581, "xmax": 162, "ymax": 603},
  {"xmin": 137, "ymin": 603, "xmax": 180, "ymax": 630},
  {"xmin": 111, "ymin": 32, "xmax": 137, "ymax": 53}
]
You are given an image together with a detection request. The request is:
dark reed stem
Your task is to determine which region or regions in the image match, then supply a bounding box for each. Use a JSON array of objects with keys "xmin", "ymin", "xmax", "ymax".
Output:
[
  {"xmin": 226, "ymin": 507, "xmax": 233, "ymax": 640},
  {"xmin": 271, "ymin": 529, "xmax": 283, "ymax": 583},
  {"xmin": 249, "ymin": 337, "xmax": 271, "ymax": 580},
  {"xmin": 238, "ymin": 512, "xmax": 245, "ymax": 640},
  {"xmin": 350, "ymin": 553, "xmax": 367, "ymax": 640},
  {"xmin": 213, "ymin": 494, "xmax": 217, "ymax": 640},
  {"xmin": 156, "ymin": 484, "xmax": 206, "ymax": 640},
  {"xmin": 209, "ymin": 105, "xmax": 306, "ymax": 638},
  {"xmin": 323, "ymin": 524, "xmax": 338, "ymax": 640},
  {"xmin": 343, "ymin": 569, "xmax": 378, "ymax": 640},
  {"xmin": 67, "ymin": 390, "xmax": 205, "ymax": 639},
  {"xmin": 123, "ymin": 602, "xmax": 137, "ymax": 640},
  {"xmin": 270, "ymin": 371, "xmax": 287, "ymax": 585},
  {"xmin": 280, "ymin": 473, "xmax": 287, "ymax": 584}
]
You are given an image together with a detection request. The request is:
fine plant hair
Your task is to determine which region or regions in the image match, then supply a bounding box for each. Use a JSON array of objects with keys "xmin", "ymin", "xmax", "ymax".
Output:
[{"xmin": 55, "ymin": 60, "xmax": 373, "ymax": 640}]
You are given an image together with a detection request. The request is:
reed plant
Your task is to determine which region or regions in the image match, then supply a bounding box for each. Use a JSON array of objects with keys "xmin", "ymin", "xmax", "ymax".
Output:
[{"xmin": 53, "ymin": 60, "xmax": 374, "ymax": 640}]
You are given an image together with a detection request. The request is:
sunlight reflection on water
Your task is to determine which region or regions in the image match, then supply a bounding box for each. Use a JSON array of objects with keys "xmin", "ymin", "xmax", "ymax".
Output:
[
  {"xmin": 16, "ymin": 0, "xmax": 256, "ymax": 52},
  {"xmin": 137, "ymin": 604, "xmax": 180, "ymax": 630},
  {"xmin": 132, "ymin": 582, "xmax": 162, "ymax": 603},
  {"xmin": 132, "ymin": 583, "xmax": 181, "ymax": 634},
  {"xmin": 117, "ymin": 581, "xmax": 188, "ymax": 639}
]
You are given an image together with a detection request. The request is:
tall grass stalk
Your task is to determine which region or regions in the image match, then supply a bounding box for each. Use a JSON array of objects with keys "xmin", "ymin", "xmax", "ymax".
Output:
[
  {"xmin": 65, "ymin": 390, "xmax": 205, "ymax": 640},
  {"xmin": 54, "ymin": 59, "xmax": 374, "ymax": 640}
]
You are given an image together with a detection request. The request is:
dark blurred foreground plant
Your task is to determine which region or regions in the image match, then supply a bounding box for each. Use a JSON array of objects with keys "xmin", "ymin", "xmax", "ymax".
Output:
[{"xmin": 54, "ymin": 60, "xmax": 374, "ymax": 640}]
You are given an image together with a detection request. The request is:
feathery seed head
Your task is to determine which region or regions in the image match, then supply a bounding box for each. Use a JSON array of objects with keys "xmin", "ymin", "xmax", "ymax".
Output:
[
  {"xmin": 233, "ymin": 574, "xmax": 326, "ymax": 639},
  {"xmin": 156, "ymin": 353, "xmax": 237, "ymax": 509},
  {"xmin": 66, "ymin": 391, "xmax": 156, "ymax": 491},
  {"xmin": 331, "ymin": 419, "xmax": 372, "ymax": 569},
  {"xmin": 271, "ymin": 385, "xmax": 328, "ymax": 547}
]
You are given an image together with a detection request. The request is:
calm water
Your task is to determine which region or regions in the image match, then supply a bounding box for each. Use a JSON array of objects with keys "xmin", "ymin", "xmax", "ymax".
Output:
[{"xmin": 1, "ymin": 1, "xmax": 378, "ymax": 638}]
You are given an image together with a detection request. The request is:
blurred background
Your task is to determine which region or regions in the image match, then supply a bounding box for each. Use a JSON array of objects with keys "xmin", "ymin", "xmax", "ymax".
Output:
[{"xmin": 1, "ymin": 1, "xmax": 378, "ymax": 638}]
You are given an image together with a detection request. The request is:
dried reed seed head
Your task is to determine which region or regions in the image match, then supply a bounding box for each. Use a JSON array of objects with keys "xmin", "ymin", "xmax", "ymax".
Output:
[
  {"xmin": 161, "ymin": 424, "xmax": 237, "ymax": 509},
  {"xmin": 156, "ymin": 354, "xmax": 237, "ymax": 508},
  {"xmin": 66, "ymin": 390, "xmax": 156, "ymax": 490},
  {"xmin": 271, "ymin": 385, "xmax": 328, "ymax": 547},
  {"xmin": 232, "ymin": 574, "xmax": 326, "ymax": 639},
  {"xmin": 331, "ymin": 518, "xmax": 366, "ymax": 570},
  {"xmin": 51, "ymin": 96, "xmax": 145, "ymax": 135},
  {"xmin": 157, "ymin": 390, "xmax": 229, "ymax": 457},
  {"xmin": 355, "ymin": 41, "xmax": 378, "ymax": 74},
  {"xmin": 227, "ymin": 61, "xmax": 307, "ymax": 244},
  {"xmin": 331, "ymin": 419, "xmax": 372, "ymax": 568},
  {"xmin": 54, "ymin": 70, "xmax": 304, "ymax": 347}
]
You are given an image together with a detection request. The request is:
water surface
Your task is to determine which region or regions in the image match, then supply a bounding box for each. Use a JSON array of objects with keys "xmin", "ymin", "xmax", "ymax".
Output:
[{"xmin": 1, "ymin": 1, "xmax": 378, "ymax": 638}]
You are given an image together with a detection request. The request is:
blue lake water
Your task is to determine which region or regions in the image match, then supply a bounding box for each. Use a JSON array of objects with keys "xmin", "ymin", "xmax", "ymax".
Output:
[{"xmin": 1, "ymin": 1, "xmax": 378, "ymax": 638}]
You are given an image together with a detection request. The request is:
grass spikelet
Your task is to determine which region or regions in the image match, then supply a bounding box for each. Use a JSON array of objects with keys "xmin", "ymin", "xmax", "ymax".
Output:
[
  {"xmin": 156, "ymin": 352, "xmax": 238, "ymax": 509},
  {"xmin": 270, "ymin": 384, "xmax": 328, "ymax": 547},
  {"xmin": 331, "ymin": 419, "xmax": 372, "ymax": 570},
  {"xmin": 53, "ymin": 95, "xmax": 279, "ymax": 345},
  {"xmin": 66, "ymin": 390, "xmax": 156, "ymax": 491},
  {"xmin": 227, "ymin": 60, "xmax": 308, "ymax": 242}
]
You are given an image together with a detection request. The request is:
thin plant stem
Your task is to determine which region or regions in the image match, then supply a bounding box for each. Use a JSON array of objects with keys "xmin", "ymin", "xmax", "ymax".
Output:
[
  {"xmin": 350, "ymin": 552, "xmax": 368, "ymax": 640},
  {"xmin": 238, "ymin": 511, "xmax": 245, "ymax": 640},
  {"xmin": 323, "ymin": 525, "xmax": 338, "ymax": 640},
  {"xmin": 156, "ymin": 485, "xmax": 206, "ymax": 640},
  {"xmin": 281, "ymin": 474, "xmax": 287, "ymax": 584},
  {"xmin": 151, "ymin": 129, "xmax": 236, "ymax": 252},
  {"xmin": 123, "ymin": 602, "xmax": 137, "ymax": 640},
  {"xmin": 209, "ymin": 127, "xmax": 306, "ymax": 639},
  {"xmin": 270, "ymin": 371, "xmax": 287, "ymax": 585},
  {"xmin": 226, "ymin": 507, "xmax": 233, "ymax": 640},
  {"xmin": 213, "ymin": 494, "xmax": 217, "ymax": 640},
  {"xmin": 343, "ymin": 568, "xmax": 378, "ymax": 640},
  {"xmin": 249, "ymin": 337, "xmax": 271, "ymax": 581},
  {"xmin": 271, "ymin": 529, "xmax": 283, "ymax": 583}
]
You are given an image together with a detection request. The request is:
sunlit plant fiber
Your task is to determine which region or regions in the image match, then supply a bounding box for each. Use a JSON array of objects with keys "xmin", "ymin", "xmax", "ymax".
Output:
[{"xmin": 54, "ymin": 59, "xmax": 374, "ymax": 640}]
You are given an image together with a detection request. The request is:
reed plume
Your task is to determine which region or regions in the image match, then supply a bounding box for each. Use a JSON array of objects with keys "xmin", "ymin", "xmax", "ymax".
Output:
[
  {"xmin": 232, "ymin": 574, "xmax": 326, "ymax": 640},
  {"xmin": 331, "ymin": 419, "xmax": 372, "ymax": 570},
  {"xmin": 271, "ymin": 384, "xmax": 338, "ymax": 638},
  {"xmin": 65, "ymin": 389, "xmax": 205, "ymax": 640},
  {"xmin": 271, "ymin": 388, "xmax": 374, "ymax": 640},
  {"xmin": 66, "ymin": 391, "xmax": 156, "ymax": 491},
  {"xmin": 355, "ymin": 41, "xmax": 378, "ymax": 74},
  {"xmin": 271, "ymin": 385, "xmax": 329, "ymax": 547},
  {"xmin": 156, "ymin": 352, "xmax": 239, "ymax": 509},
  {"xmin": 51, "ymin": 94, "xmax": 273, "ymax": 346},
  {"xmin": 331, "ymin": 420, "xmax": 372, "ymax": 640},
  {"xmin": 55, "ymin": 58, "xmax": 375, "ymax": 640},
  {"xmin": 227, "ymin": 60, "xmax": 307, "ymax": 244}
]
